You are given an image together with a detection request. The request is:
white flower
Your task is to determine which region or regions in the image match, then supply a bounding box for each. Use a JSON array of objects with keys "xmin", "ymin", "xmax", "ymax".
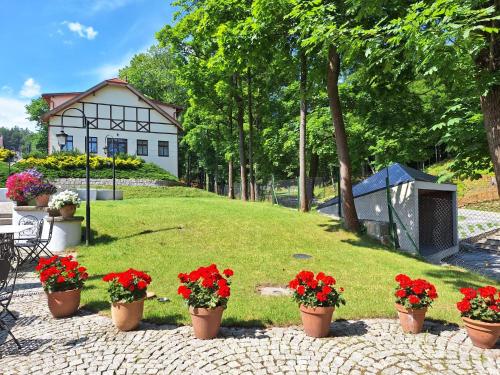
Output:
[{"xmin": 49, "ymin": 190, "xmax": 81, "ymax": 210}]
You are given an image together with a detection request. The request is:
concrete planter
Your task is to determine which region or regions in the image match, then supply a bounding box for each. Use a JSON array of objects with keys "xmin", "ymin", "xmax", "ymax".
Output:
[
  {"xmin": 76, "ymin": 189, "xmax": 97, "ymax": 201},
  {"xmin": 12, "ymin": 206, "xmax": 49, "ymax": 227},
  {"xmin": 96, "ymin": 190, "xmax": 123, "ymax": 200},
  {"xmin": 43, "ymin": 216, "xmax": 83, "ymax": 253}
]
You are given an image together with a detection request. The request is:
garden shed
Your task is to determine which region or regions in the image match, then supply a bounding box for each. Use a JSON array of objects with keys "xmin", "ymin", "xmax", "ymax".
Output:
[{"xmin": 318, "ymin": 163, "xmax": 458, "ymax": 262}]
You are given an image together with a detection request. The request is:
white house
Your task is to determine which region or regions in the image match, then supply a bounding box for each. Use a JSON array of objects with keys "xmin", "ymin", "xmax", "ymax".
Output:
[{"xmin": 41, "ymin": 78, "xmax": 183, "ymax": 177}]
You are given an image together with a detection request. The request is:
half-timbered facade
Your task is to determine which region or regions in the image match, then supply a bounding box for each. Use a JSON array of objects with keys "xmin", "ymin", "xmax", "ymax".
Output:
[{"xmin": 41, "ymin": 78, "xmax": 183, "ymax": 177}]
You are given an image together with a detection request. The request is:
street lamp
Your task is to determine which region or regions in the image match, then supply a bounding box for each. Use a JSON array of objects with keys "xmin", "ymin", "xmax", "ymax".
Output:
[
  {"xmin": 59, "ymin": 107, "xmax": 91, "ymax": 246},
  {"xmin": 56, "ymin": 130, "xmax": 68, "ymax": 151},
  {"xmin": 103, "ymin": 135, "xmax": 116, "ymax": 200}
]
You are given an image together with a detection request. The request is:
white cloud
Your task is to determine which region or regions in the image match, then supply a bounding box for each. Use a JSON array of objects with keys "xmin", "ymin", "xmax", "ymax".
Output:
[
  {"xmin": 19, "ymin": 78, "xmax": 41, "ymax": 98},
  {"xmin": 1, "ymin": 86, "xmax": 13, "ymax": 95},
  {"xmin": 64, "ymin": 21, "xmax": 98, "ymax": 40},
  {"xmin": 0, "ymin": 97, "xmax": 36, "ymax": 130}
]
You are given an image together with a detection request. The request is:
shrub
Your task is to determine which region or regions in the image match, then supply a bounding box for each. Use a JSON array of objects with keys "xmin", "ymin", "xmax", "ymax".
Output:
[
  {"xmin": 289, "ymin": 270, "xmax": 346, "ymax": 308},
  {"xmin": 17, "ymin": 151, "xmax": 143, "ymax": 170},
  {"xmin": 177, "ymin": 264, "xmax": 233, "ymax": 308},
  {"xmin": 394, "ymin": 274, "xmax": 438, "ymax": 309},
  {"xmin": 102, "ymin": 269, "xmax": 152, "ymax": 303},
  {"xmin": 48, "ymin": 190, "xmax": 81, "ymax": 210},
  {"xmin": 456, "ymin": 286, "xmax": 500, "ymax": 322},
  {"xmin": 0, "ymin": 148, "xmax": 15, "ymax": 162},
  {"xmin": 35, "ymin": 255, "xmax": 88, "ymax": 293}
]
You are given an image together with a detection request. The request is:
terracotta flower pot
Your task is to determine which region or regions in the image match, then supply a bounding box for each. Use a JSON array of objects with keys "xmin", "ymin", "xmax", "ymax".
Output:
[
  {"xmin": 189, "ymin": 306, "xmax": 224, "ymax": 339},
  {"xmin": 299, "ymin": 305, "xmax": 335, "ymax": 338},
  {"xmin": 111, "ymin": 299, "xmax": 144, "ymax": 331},
  {"xmin": 463, "ymin": 317, "xmax": 500, "ymax": 349},
  {"xmin": 395, "ymin": 303, "xmax": 427, "ymax": 334},
  {"xmin": 46, "ymin": 289, "xmax": 81, "ymax": 318},
  {"xmin": 35, "ymin": 194, "xmax": 50, "ymax": 207},
  {"xmin": 60, "ymin": 204, "xmax": 76, "ymax": 219}
]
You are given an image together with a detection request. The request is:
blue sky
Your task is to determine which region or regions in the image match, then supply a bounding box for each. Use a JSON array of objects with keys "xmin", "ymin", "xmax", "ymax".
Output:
[{"xmin": 0, "ymin": 0, "xmax": 176, "ymax": 130}]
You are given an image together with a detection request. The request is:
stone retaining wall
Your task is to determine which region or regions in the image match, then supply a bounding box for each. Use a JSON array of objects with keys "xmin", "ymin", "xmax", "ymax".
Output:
[{"xmin": 50, "ymin": 178, "xmax": 182, "ymax": 188}]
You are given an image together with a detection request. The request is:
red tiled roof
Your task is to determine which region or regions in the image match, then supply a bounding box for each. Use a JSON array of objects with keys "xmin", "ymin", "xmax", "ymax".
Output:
[{"xmin": 105, "ymin": 77, "xmax": 128, "ymax": 84}]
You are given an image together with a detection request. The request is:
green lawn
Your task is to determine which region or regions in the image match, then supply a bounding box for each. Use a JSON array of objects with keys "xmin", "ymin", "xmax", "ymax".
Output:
[{"xmin": 74, "ymin": 187, "xmax": 498, "ymax": 327}]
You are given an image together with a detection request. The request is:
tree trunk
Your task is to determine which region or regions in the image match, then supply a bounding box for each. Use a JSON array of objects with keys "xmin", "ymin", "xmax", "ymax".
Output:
[
  {"xmin": 477, "ymin": 1, "xmax": 500, "ymax": 197},
  {"xmin": 326, "ymin": 45, "xmax": 360, "ymax": 232},
  {"xmin": 247, "ymin": 70, "xmax": 256, "ymax": 201},
  {"xmin": 235, "ymin": 74, "xmax": 248, "ymax": 201},
  {"xmin": 307, "ymin": 152, "xmax": 319, "ymax": 203},
  {"xmin": 481, "ymin": 86, "xmax": 500, "ymax": 197},
  {"xmin": 228, "ymin": 160, "xmax": 235, "ymax": 199},
  {"xmin": 299, "ymin": 51, "xmax": 309, "ymax": 212}
]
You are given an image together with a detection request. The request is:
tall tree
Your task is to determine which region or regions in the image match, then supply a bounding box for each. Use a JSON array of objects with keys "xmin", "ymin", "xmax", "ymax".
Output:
[
  {"xmin": 25, "ymin": 97, "xmax": 49, "ymax": 153},
  {"xmin": 299, "ymin": 51, "xmax": 309, "ymax": 211}
]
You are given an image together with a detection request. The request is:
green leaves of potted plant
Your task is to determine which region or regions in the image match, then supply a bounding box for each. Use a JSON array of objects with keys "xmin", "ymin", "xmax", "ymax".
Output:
[
  {"xmin": 457, "ymin": 286, "xmax": 500, "ymax": 348},
  {"xmin": 178, "ymin": 264, "xmax": 233, "ymax": 339},
  {"xmin": 394, "ymin": 274, "xmax": 438, "ymax": 333},
  {"xmin": 289, "ymin": 270, "xmax": 345, "ymax": 338},
  {"xmin": 102, "ymin": 269, "xmax": 152, "ymax": 331},
  {"xmin": 35, "ymin": 255, "xmax": 88, "ymax": 318},
  {"xmin": 49, "ymin": 190, "xmax": 81, "ymax": 219}
]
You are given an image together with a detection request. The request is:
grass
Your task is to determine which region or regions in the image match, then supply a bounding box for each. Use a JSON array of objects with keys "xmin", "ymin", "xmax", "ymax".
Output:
[
  {"xmin": 465, "ymin": 200, "xmax": 500, "ymax": 213},
  {"xmin": 74, "ymin": 187, "xmax": 498, "ymax": 327}
]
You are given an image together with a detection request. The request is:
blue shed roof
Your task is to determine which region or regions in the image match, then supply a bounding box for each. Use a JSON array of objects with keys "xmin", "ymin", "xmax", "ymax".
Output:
[{"xmin": 318, "ymin": 163, "xmax": 438, "ymax": 208}]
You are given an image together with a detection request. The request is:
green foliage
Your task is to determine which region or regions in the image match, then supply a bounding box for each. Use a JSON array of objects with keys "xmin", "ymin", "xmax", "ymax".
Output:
[
  {"xmin": 0, "ymin": 127, "xmax": 33, "ymax": 154},
  {"xmin": 25, "ymin": 97, "xmax": 49, "ymax": 152}
]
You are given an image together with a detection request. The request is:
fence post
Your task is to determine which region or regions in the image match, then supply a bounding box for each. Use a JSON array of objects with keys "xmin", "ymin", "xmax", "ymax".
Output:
[{"xmin": 297, "ymin": 177, "xmax": 300, "ymax": 210}]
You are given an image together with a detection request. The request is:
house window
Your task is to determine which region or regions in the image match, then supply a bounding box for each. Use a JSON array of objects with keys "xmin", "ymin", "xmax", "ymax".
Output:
[
  {"xmin": 158, "ymin": 141, "xmax": 169, "ymax": 157},
  {"xmin": 137, "ymin": 140, "xmax": 148, "ymax": 156},
  {"xmin": 88, "ymin": 137, "xmax": 98, "ymax": 154},
  {"xmin": 63, "ymin": 136, "xmax": 73, "ymax": 151},
  {"xmin": 107, "ymin": 138, "xmax": 128, "ymax": 155}
]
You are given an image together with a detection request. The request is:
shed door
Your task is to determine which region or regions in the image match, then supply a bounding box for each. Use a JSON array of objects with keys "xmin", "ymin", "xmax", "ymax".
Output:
[{"xmin": 418, "ymin": 190, "xmax": 454, "ymax": 256}]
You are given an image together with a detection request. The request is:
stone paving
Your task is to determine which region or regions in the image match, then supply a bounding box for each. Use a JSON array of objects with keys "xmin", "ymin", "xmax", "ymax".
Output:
[{"xmin": 0, "ymin": 273, "xmax": 499, "ymax": 375}]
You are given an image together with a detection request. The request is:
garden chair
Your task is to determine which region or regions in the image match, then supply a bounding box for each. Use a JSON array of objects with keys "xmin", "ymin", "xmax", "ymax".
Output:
[
  {"xmin": 14, "ymin": 216, "xmax": 41, "ymax": 265},
  {"xmin": 0, "ymin": 254, "xmax": 21, "ymax": 349},
  {"xmin": 30, "ymin": 219, "xmax": 55, "ymax": 261}
]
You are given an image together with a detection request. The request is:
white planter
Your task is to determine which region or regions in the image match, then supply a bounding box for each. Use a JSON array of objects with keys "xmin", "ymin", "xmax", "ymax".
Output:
[
  {"xmin": 12, "ymin": 206, "xmax": 48, "ymax": 226},
  {"xmin": 96, "ymin": 190, "xmax": 123, "ymax": 200},
  {"xmin": 43, "ymin": 216, "xmax": 83, "ymax": 253},
  {"xmin": 76, "ymin": 189, "xmax": 97, "ymax": 201},
  {"xmin": 0, "ymin": 188, "xmax": 8, "ymax": 202}
]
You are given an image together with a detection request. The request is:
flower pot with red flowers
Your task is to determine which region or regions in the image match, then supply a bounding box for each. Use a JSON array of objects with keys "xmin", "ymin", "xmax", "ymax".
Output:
[
  {"xmin": 102, "ymin": 269, "xmax": 152, "ymax": 331},
  {"xmin": 289, "ymin": 271, "xmax": 345, "ymax": 338},
  {"xmin": 456, "ymin": 286, "xmax": 500, "ymax": 349},
  {"xmin": 35, "ymin": 255, "xmax": 89, "ymax": 318},
  {"xmin": 6, "ymin": 169, "xmax": 44, "ymax": 206},
  {"xmin": 394, "ymin": 274, "xmax": 438, "ymax": 334},
  {"xmin": 178, "ymin": 264, "xmax": 233, "ymax": 339}
]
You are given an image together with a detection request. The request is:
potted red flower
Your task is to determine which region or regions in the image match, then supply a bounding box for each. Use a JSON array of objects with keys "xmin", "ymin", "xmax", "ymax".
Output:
[
  {"xmin": 102, "ymin": 269, "xmax": 152, "ymax": 331},
  {"xmin": 457, "ymin": 286, "xmax": 500, "ymax": 348},
  {"xmin": 35, "ymin": 255, "xmax": 88, "ymax": 318},
  {"xmin": 289, "ymin": 270, "xmax": 345, "ymax": 338},
  {"xmin": 394, "ymin": 274, "xmax": 438, "ymax": 333},
  {"xmin": 178, "ymin": 264, "xmax": 233, "ymax": 339}
]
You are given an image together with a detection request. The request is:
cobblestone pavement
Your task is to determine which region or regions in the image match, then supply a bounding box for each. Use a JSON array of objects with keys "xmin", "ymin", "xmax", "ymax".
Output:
[
  {"xmin": 444, "ymin": 249, "xmax": 500, "ymax": 281},
  {"xmin": 0, "ymin": 273, "xmax": 499, "ymax": 375}
]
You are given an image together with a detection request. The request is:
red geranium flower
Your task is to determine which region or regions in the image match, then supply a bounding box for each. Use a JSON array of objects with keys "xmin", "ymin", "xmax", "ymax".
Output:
[
  {"xmin": 395, "ymin": 289, "xmax": 406, "ymax": 298},
  {"xmin": 223, "ymin": 269, "xmax": 234, "ymax": 277},
  {"xmin": 456, "ymin": 299, "xmax": 471, "ymax": 313},
  {"xmin": 297, "ymin": 285, "xmax": 306, "ymax": 295},
  {"xmin": 408, "ymin": 295, "xmax": 420, "ymax": 305}
]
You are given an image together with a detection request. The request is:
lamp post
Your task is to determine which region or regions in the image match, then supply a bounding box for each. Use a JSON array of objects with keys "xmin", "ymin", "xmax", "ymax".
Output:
[
  {"xmin": 103, "ymin": 135, "xmax": 116, "ymax": 200},
  {"xmin": 59, "ymin": 108, "xmax": 91, "ymax": 246}
]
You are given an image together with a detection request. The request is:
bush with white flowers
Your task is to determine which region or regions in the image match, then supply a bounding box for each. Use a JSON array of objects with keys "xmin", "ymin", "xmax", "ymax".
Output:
[{"xmin": 49, "ymin": 190, "xmax": 81, "ymax": 210}]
